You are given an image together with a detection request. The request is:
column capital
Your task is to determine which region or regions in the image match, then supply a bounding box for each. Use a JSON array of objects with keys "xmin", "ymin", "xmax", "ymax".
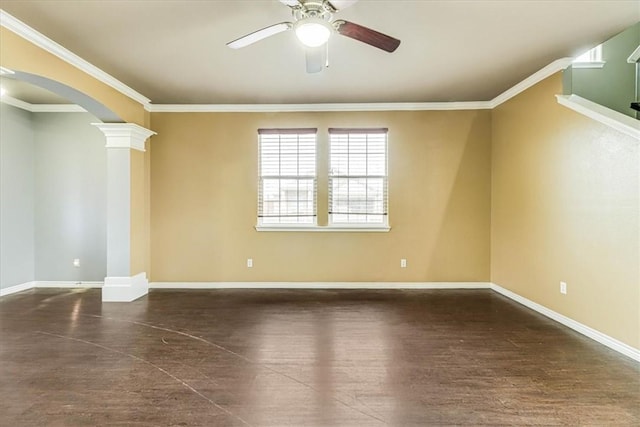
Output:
[{"xmin": 92, "ymin": 122, "xmax": 156, "ymax": 152}]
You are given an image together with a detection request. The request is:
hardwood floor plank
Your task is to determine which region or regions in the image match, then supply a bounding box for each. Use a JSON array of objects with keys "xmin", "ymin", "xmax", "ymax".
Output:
[{"xmin": 0, "ymin": 289, "xmax": 638, "ymax": 426}]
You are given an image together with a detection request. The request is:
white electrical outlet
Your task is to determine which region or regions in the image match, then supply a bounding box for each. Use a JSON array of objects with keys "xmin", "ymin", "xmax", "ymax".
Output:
[
  {"xmin": 400, "ymin": 259, "xmax": 407, "ymax": 268},
  {"xmin": 73, "ymin": 258, "xmax": 80, "ymax": 268},
  {"xmin": 247, "ymin": 258, "xmax": 253, "ymax": 268},
  {"xmin": 560, "ymin": 281, "xmax": 567, "ymax": 295}
]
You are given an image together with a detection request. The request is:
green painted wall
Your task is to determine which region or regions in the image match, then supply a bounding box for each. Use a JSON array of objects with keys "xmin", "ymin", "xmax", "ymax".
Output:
[{"xmin": 566, "ymin": 22, "xmax": 639, "ymax": 118}]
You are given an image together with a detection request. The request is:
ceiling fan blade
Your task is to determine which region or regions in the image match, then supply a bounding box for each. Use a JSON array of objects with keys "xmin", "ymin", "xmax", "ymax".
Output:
[
  {"xmin": 334, "ymin": 20, "xmax": 400, "ymax": 53},
  {"xmin": 305, "ymin": 46, "xmax": 326, "ymax": 73},
  {"xmin": 279, "ymin": 0, "xmax": 302, "ymax": 7},
  {"xmin": 327, "ymin": 0, "xmax": 359, "ymax": 10},
  {"xmin": 227, "ymin": 22, "xmax": 292, "ymax": 49}
]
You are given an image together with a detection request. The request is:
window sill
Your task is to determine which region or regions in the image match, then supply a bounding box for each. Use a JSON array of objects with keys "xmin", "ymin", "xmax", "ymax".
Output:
[
  {"xmin": 572, "ymin": 61, "xmax": 606, "ymax": 69},
  {"xmin": 255, "ymin": 225, "xmax": 391, "ymax": 233}
]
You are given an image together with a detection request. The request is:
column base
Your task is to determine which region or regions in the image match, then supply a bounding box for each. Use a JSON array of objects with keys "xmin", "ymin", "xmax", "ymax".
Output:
[{"xmin": 102, "ymin": 272, "xmax": 148, "ymax": 302}]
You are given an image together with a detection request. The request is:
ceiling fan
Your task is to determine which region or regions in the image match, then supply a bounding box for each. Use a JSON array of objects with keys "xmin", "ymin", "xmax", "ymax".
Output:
[{"xmin": 226, "ymin": 0, "xmax": 401, "ymax": 73}]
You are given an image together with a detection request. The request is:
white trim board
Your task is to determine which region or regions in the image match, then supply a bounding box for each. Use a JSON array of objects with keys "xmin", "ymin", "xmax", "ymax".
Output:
[
  {"xmin": 102, "ymin": 272, "xmax": 148, "ymax": 302},
  {"xmin": 1, "ymin": 95, "xmax": 87, "ymax": 113},
  {"xmin": 35, "ymin": 281, "xmax": 103, "ymax": 288},
  {"xmin": 146, "ymin": 101, "xmax": 493, "ymax": 113},
  {"xmin": 0, "ymin": 281, "xmax": 36, "ymax": 297},
  {"xmin": 0, "ymin": 281, "xmax": 102, "ymax": 296},
  {"xmin": 489, "ymin": 58, "xmax": 573, "ymax": 108},
  {"xmin": 1, "ymin": 95, "xmax": 32, "ymax": 111},
  {"xmin": 150, "ymin": 282, "xmax": 491, "ymax": 290},
  {"xmin": 490, "ymin": 283, "xmax": 640, "ymax": 362},
  {"xmin": 556, "ymin": 94, "xmax": 640, "ymax": 140}
]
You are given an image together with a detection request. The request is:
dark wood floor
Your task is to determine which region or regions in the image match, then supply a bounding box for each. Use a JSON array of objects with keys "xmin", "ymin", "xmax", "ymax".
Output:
[{"xmin": 0, "ymin": 288, "xmax": 638, "ymax": 426}]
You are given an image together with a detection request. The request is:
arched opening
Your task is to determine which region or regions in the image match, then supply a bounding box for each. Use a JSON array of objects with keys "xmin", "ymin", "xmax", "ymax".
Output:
[
  {"xmin": 1, "ymin": 73, "xmax": 114, "ymax": 292},
  {"xmin": 1, "ymin": 71, "xmax": 155, "ymax": 302},
  {"xmin": 3, "ymin": 70, "xmax": 124, "ymax": 122}
]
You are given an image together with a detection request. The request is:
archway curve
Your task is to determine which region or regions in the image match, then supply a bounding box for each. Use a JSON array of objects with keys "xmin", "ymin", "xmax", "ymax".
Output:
[
  {"xmin": 5, "ymin": 70, "xmax": 124, "ymax": 123},
  {"xmin": 1, "ymin": 70, "xmax": 154, "ymax": 301}
]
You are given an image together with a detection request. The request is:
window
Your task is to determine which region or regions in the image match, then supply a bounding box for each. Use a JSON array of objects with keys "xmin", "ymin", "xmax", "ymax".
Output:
[
  {"xmin": 329, "ymin": 128, "xmax": 388, "ymax": 225},
  {"xmin": 258, "ymin": 129, "xmax": 317, "ymax": 225},
  {"xmin": 573, "ymin": 45, "xmax": 605, "ymax": 68}
]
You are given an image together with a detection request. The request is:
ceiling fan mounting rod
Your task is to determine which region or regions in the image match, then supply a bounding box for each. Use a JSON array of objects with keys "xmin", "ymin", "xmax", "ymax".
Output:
[{"xmin": 293, "ymin": 1, "xmax": 335, "ymax": 23}]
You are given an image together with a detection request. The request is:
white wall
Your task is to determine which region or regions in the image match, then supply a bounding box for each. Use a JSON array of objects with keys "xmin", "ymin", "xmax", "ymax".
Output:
[
  {"xmin": 0, "ymin": 103, "xmax": 35, "ymax": 290},
  {"xmin": 0, "ymin": 107, "xmax": 106, "ymax": 288}
]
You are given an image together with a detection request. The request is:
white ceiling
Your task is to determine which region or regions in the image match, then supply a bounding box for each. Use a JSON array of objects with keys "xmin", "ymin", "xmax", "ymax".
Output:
[{"xmin": 1, "ymin": 0, "xmax": 638, "ymax": 105}]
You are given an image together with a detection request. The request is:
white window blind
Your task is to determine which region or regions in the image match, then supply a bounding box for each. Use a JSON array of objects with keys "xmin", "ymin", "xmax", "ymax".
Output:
[
  {"xmin": 329, "ymin": 128, "xmax": 388, "ymax": 224},
  {"xmin": 258, "ymin": 128, "xmax": 317, "ymax": 224}
]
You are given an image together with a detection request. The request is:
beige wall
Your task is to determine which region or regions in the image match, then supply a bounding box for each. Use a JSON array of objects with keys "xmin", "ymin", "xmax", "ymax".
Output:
[
  {"xmin": 130, "ymin": 148, "xmax": 147, "ymax": 276},
  {"xmin": 491, "ymin": 72, "xmax": 640, "ymax": 348},
  {"xmin": 149, "ymin": 110, "xmax": 492, "ymax": 282}
]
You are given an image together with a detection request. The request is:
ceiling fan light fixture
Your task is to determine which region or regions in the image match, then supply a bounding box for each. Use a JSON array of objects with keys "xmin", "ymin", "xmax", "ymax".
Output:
[{"xmin": 295, "ymin": 18, "xmax": 332, "ymax": 47}]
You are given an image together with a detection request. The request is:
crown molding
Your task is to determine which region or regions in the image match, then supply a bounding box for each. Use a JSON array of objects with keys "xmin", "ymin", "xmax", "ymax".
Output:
[
  {"xmin": 0, "ymin": 9, "xmax": 151, "ymax": 106},
  {"xmin": 1, "ymin": 95, "xmax": 86, "ymax": 112},
  {"xmin": 3, "ymin": 92, "xmax": 494, "ymax": 114},
  {"xmin": 145, "ymin": 101, "xmax": 493, "ymax": 113},
  {"xmin": 489, "ymin": 58, "xmax": 573, "ymax": 108},
  {"xmin": 30, "ymin": 103, "xmax": 87, "ymax": 113},
  {"xmin": 1, "ymin": 94, "xmax": 32, "ymax": 111},
  {"xmin": 0, "ymin": 65, "xmax": 15, "ymax": 75},
  {"xmin": 556, "ymin": 94, "xmax": 640, "ymax": 140}
]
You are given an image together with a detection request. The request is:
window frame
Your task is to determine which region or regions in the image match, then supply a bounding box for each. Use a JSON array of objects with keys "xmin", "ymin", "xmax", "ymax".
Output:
[
  {"xmin": 257, "ymin": 128, "xmax": 318, "ymax": 227},
  {"xmin": 573, "ymin": 45, "xmax": 605, "ymax": 69},
  {"xmin": 328, "ymin": 127, "xmax": 389, "ymax": 228},
  {"xmin": 255, "ymin": 127, "xmax": 391, "ymax": 233}
]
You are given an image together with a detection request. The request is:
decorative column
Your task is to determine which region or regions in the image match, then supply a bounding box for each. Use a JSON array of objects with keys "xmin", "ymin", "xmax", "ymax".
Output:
[{"xmin": 93, "ymin": 123, "xmax": 156, "ymax": 302}]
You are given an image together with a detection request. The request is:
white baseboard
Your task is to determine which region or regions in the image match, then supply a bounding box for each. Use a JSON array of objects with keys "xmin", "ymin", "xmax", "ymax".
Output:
[
  {"xmin": 491, "ymin": 283, "xmax": 640, "ymax": 362},
  {"xmin": 102, "ymin": 272, "xmax": 148, "ymax": 302},
  {"xmin": 149, "ymin": 281, "xmax": 492, "ymax": 290},
  {"xmin": 1, "ymin": 281, "xmax": 103, "ymax": 297},
  {"xmin": 34, "ymin": 281, "xmax": 103, "ymax": 288},
  {"xmin": 0, "ymin": 281, "xmax": 36, "ymax": 297}
]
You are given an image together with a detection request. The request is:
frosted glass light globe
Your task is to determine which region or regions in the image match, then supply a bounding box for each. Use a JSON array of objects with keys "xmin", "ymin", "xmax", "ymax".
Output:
[{"xmin": 295, "ymin": 18, "xmax": 332, "ymax": 47}]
